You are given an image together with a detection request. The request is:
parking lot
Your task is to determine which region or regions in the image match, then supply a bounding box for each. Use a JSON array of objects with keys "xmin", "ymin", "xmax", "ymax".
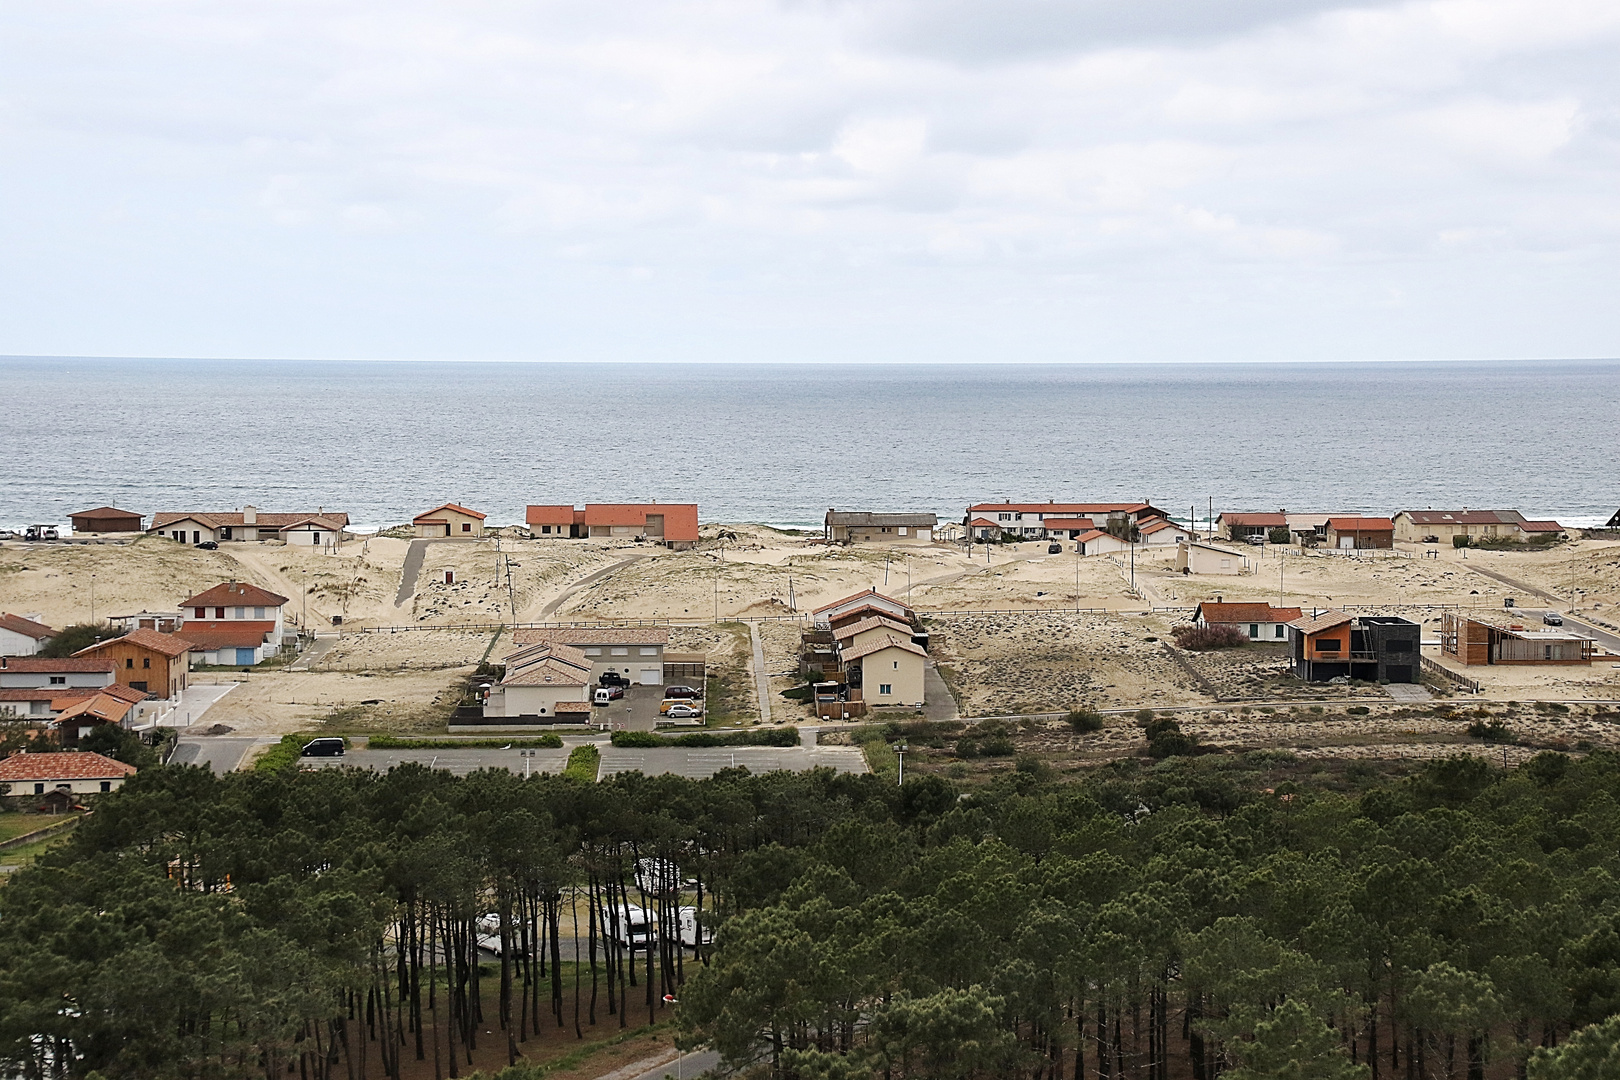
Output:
[
  {"xmin": 591, "ymin": 683, "xmax": 704, "ymax": 732},
  {"xmin": 306, "ymin": 745, "xmax": 572, "ymax": 776}
]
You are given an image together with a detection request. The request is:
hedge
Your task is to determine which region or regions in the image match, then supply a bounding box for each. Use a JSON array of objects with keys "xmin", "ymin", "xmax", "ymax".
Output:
[
  {"xmin": 369, "ymin": 734, "xmax": 562, "ymax": 750},
  {"xmin": 611, "ymin": 727, "xmax": 799, "ymax": 749},
  {"xmin": 563, "ymin": 745, "xmax": 600, "ymax": 781}
]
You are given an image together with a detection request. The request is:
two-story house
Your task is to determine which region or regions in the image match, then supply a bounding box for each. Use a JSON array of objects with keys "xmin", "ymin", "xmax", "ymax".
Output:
[
  {"xmin": 178, "ymin": 582, "xmax": 291, "ymax": 665},
  {"xmin": 965, "ymin": 501, "xmax": 1169, "ymax": 540}
]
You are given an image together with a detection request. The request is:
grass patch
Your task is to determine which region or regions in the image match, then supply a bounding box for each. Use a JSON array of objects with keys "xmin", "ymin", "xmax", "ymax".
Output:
[
  {"xmin": 851, "ymin": 725, "xmax": 899, "ymax": 780},
  {"xmin": 368, "ymin": 734, "xmax": 563, "ymax": 749},
  {"xmin": 563, "ymin": 744, "xmax": 600, "ymax": 782}
]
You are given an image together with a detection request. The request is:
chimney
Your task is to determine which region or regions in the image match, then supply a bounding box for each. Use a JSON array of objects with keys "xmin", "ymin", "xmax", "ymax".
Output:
[{"xmin": 243, "ymin": 505, "xmax": 257, "ymax": 525}]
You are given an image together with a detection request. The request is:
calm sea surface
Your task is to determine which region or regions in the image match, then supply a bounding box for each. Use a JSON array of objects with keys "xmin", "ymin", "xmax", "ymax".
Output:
[{"xmin": 2, "ymin": 358, "xmax": 1616, "ymax": 531}]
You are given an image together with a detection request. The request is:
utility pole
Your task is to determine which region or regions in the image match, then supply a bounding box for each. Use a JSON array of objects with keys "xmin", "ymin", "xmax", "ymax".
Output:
[
  {"xmin": 1279, "ymin": 551, "xmax": 1285, "ymax": 607},
  {"xmin": 90, "ymin": 574, "xmax": 96, "ymax": 624},
  {"xmin": 896, "ymin": 744, "xmax": 906, "ymax": 786}
]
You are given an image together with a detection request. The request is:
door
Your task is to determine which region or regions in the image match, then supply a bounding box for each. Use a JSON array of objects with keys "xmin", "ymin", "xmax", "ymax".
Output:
[
  {"xmin": 1386, "ymin": 665, "xmax": 1412, "ymax": 683},
  {"xmin": 638, "ymin": 668, "xmax": 662, "ymax": 685},
  {"xmin": 236, "ymin": 648, "xmax": 257, "ymax": 665},
  {"xmin": 1339, "ymin": 535, "xmax": 1354, "ymax": 549}
]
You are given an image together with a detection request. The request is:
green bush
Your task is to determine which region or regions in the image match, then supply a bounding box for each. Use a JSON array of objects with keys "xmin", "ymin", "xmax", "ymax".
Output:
[
  {"xmin": 1466, "ymin": 719, "xmax": 1517, "ymax": 744},
  {"xmin": 610, "ymin": 731, "xmax": 661, "ymax": 748},
  {"xmin": 38, "ymin": 624, "xmax": 121, "ymax": 658},
  {"xmin": 255, "ymin": 733, "xmax": 345, "ymax": 774},
  {"xmin": 981, "ymin": 737, "xmax": 1016, "ymax": 757},
  {"xmin": 1066, "ymin": 709, "xmax": 1104, "ymax": 733},
  {"xmin": 1145, "ymin": 718, "xmax": 1200, "ymax": 759},
  {"xmin": 1268, "ymin": 527, "xmax": 1291, "ymax": 544},
  {"xmin": 1452, "ymin": 534, "xmax": 1471, "ymax": 548},
  {"xmin": 1347, "ymin": 706, "xmax": 1370, "ymax": 716},
  {"xmin": 563, "ymin": 745, "xmax": 600, "ymax": 781}
]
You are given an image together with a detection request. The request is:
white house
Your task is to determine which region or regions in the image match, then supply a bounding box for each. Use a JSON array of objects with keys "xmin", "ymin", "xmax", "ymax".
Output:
[
  {"xmin": 274, "ymin": 516, "xmax": 348, "ymax": 547},
  {"xmin": 510, "ymin": 628, "xmax": 669, "ymax": 687},
  {"xmin": 1175, "ymin": 541, "xmax": 1248, "ymax": 575},
  {"xmin": 0, "ymin": 750, "xmax": 137, "ymax": 800},
  {"xmin": 1139, "ymin": 520, "xmax": 1194, "ymax": 546},
  {"xmin": 484, "ymin": 642, "xmax": 594, "ymax": 720},
  {"xmin": 1075, "ymin": 530, "xmax": 1132, "ymax": 555},
  {"xmin": 1193, "ymin": 602, "xmax": 1304, "ymax": 642},
  {"xmin": 178, "ymin": 582, "xmax": 291, "ymax": 665},
  {"xmin": 0, "ymin": 614, "xmax": 55, "ymax": 657},
  {"xmin": 0, "ymin": 657, "xmax": 116, "ymax": 690}
]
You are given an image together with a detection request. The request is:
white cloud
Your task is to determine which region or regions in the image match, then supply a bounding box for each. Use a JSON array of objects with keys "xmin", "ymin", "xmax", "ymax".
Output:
[{"xmin": 0, "ymin": 0, "xmax": 1616, "ymax": 361}]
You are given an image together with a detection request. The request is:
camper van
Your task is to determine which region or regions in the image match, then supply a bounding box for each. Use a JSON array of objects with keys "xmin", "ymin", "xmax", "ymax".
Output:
[{"xmin": 604, "ymin": 903, "xmax": 711, "ymax": 950}]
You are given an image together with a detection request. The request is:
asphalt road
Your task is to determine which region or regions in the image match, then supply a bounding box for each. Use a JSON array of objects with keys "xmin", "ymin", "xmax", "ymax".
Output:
[
  {"xmin": 306, "ymin": 746, "xmax": 573, "ymax": 776},
  {"xmin": 1536, "ymin": 610, "xmax": 1620, "ymax": 655},
  {"xmin": 626, "ymin": 1050, "xmax": 720, "ymax": 1080}
]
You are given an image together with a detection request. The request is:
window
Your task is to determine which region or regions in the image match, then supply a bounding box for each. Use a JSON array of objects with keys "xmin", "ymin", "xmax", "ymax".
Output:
[
  {"xmin": 100, "ymin": 781, "xmax": 112, "ymax": 793},
  {"xmin": 879, "ymin": 683, "xmax": 892, "ymax": 695},
  {"xmin": 1275, "ymin": 625, "xmax": 1285, "ymax": 638},
  {"xmin": 34, "ymin": 783, "xmax": 44, "ymax": 795},
  {"xmin": 542, "ymin": 525, "xmax": 552, "ymax": 534},
  {"xmin": 49, "ymin": 676, "xmax": 65, "ymax": 685},
  {"xmin": 126, "ymin": 658, "xmax": 134, "ymax": 669},
  {"xmin": 1220, "ymin": 559, "xmax": 1231, "ymax": 569},
  {"xmin": 998, "ymin": 513, "xmax": 1010, "ymax": 521},
  {"xmin": 583, "ymin": 647, "xmax": 602, "ymax": 656},
  {"xmin": 192, "ymin": 531, "xmax": 200, "ymax": 544},
  {"xmin": 612, "ymin": 647, "xmax": 629, "ymax": 656},
  {"xmin": 312, "ymin": 532, "xmax": 322, "ymax": 543},
  {"xmin": 195, "ymin": 607, "xmax": 206, "ymax": 618},
  {"xmin": 254, "ymin": 607, "xmax": 265, "ymax": 619},
  {"xmin": 215, "ymin": 607, "xmax": 225, "ymax": 618},
  {"xmin": 462, "ymin": 522, "xmax": 472, "ymax": 532},
  {"xmin": 30, "ymin": 701, "xmax": 45, "ymax": 715},
  {"xmin": 897, "ymin": 527, "xmax": 907, "ymax": 536},
  {"xmin": 143, "ymin": 658, "xmax": 150, "ymax": 668},
  {"xmin": 234, "ymin": 607, "xmax": 245, "ymax": 619},
  {"xmin": 1316, "ymin": 638, "xmax": 1341, "ymax": 652},
  {"xmin": 893, "ymin": 660, "xmax": 899, "ymax": 669},
  {"xmin": 130, "ymin": 681, "xmax": 147, "ymax": 692},
  {"xmin": 639, "ymin": 647, "xmax": 657, "ymax": 655},
  {"xmin": 1249, "ymin": 624, "xmax": 1259, "ymax": 638}
]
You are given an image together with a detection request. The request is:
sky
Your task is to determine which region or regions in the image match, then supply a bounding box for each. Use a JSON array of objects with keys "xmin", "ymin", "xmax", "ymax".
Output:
[{"xmin": 0, "ymin": 0, "xmax": 1617, "ymax": 364}]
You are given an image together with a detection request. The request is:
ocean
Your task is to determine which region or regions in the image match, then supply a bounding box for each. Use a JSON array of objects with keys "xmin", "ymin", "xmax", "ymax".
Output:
[{"xmin": 3, "ymin": 357, "xmax": 1616, "ymax": 532}]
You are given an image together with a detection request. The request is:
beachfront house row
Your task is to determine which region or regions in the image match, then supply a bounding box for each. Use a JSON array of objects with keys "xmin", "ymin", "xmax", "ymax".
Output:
[
  {"xmin": 823, "ymin": 510, "xmax": 938, "ymax": 545},
  {"xmin": 1174, "ymin": 541, "xmax": 1248, "ymax": 575},
  {"xmin": 1324, "ymin": 517, "xmax": 1395, "ymax": 550},
  {"xmin": 0, "ymin": 657, "xmax": 116, "ymax": 691},
  {"xmin": 414, "ymin": 503, "xmax": 486, "ymax": 538},
  {"xmin": 1440, "ymin": 613, "xmax": 1595, "ymax": 666},
  {"xmin": 1217, "ymin": 513, "xmax": 1287, "ymax": 541},
  {"xmin": 964, "ymin": 501, "xmax": 1169, "ymax": 539},
  {"xmin": 0, "ymin": 750, "xmax": 138, "ymax": 804},
  {"xmin": 524, "ymin": 503, "xmax": 700, "ymax": 550},
  {"xmin": 74, "ymin": 629, "xmax": 192, "ymax": 699},
  {"xmin": 510, "ymin": 628, "xmax": 669, "ymax": 687},
  {"xmin": 1194, "ymin": 601, "xmax": 1304, "ymax": 642},
  {"xmin": 68, "ymin": 507, "xmax": 144, "ymax": 533},
  {"xmin": 1391, "ymin": 510, "xmax": 1566, "ymax": 544},
  {"xmin": 1288, "ymin": 611, "xmax": 1421, "ymax": 683},
  {"xmin": 482, "ymin": 642, "xmax": 594, "ymax": 722},
  {"xmin": 178, "ymin": 582, "xmax": 290, "ymax": 664},
  {"xmin": 0, "ymin": 614, "xmax": 56, "ymax": 657},
  {"xmin": 149, "ymin": 506, "xmax": 350, "ymax": 545}
]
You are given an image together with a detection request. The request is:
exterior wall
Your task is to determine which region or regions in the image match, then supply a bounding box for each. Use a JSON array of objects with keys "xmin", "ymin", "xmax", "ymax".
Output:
[
  {"xmin": 1203, "ymin": 618, "xmax": 1290, "ymax": 641},
  {"xmin": 191, "ymin": 644, "xmax": 267, "ymax": 666},
  {"xmin": 160, "ymin": 521, "xmax": 220, "ymax": 545},
  {"xmin": 573, "ymin": 644, "xmax": 665, "ymax": 685},
  {"xmin": 0, "ymin": 628, "xmax": 45, "ymax": 656},
  {"xmin": 1327, "ymin": 527, "xmax": 1394, "ymax": 549},
  {"xmin": 1080, "ymin": 534, "xmax": 1131, "ymax": 555},
  {"xmin": 487, "ymin": 683, "xmax": 585, "ymax": 717},
  {"xmin": 0, "ymin": 670, "xmax": 112, "ymax": 689},
  {"xmin": 836, "ymin": 525, "xmax": 933, "ymax": 544},
  {"xmin": 281, "ymin": 524, "xmax": 339, "ymax": 546},
  {"xmin": 1178, "ymin": 544, "xmax": 1243, "ymax": 574},
  {"xmin": 71, "ymin": 515, "xmax": 142, "ymax": 533},
  {"xmin": 1393, "ymin": 515, "xmax": 1520, "ymax": 543},
  {"xmin": 10, "ymin": 776, "xmax": 128, "ymax": 796},
  {"xmin": 182, "ymin": 607, "xmax": 285, "ymax": 641},
  {"xmin": 854, "ymin": 648, "xmax": 925, "ymax": 706},
  {"xmin": 1140, "ymin": 527, "xmax": 1191, "ymax": 547}
]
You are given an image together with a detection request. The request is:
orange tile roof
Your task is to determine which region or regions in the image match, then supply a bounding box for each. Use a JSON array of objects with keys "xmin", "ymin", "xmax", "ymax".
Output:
[
  {"xmin": 1288, "ymin": 611, "xmax": 1353, "ymax": 635},
  {"xmin": 832, "ymin": 616, "xmax": 914, "ymax": 640},
  {"xmin": 182, "ymin": 582, "xmax": 291, "ymax": 609},
  {"xmin": 0, "ymin": 751, "xmax": 137, "ymax": 782},
  {"xmin": 968, "ymin": 518, "xmax": 999, "ymax": 527},
  {"xmin": 1139, "ymin": 520, "xmax": 1187, "ymax": 535},
  {"xmin": 501, "ymin": 660, "xmax": 591, "ymax": 687},
  {"xmin": 415, "ymin": 503, "xmax": 485, "ymax": 522},
  {"xmin": 1328, "ymin": 517, "xmax": 1394, "ymax": 531},
  {"xmin": 0, "ymin": 657, "xmax": 115, "ymax": 673},
  {"xmin": 583, "ymin": 503, "xmax": 700, "ymax": 542},
  {"xmin": 54, "ymin": 692, "xmax": 135, "ymax": 725},
  {"xmin": 553, "ymin": 702, "xmax": 592, "ymax": 713},
  {"xmin": 526, "ymin": 505, "xmax": 577, "ymax": 526},
  {"xmin": 839, "ymin": 634, "xmax": 927, "ymax": 662},
  {"xmin": 813, "ymin": 588, "xmax": 911, "ymax": 616},
  {"xmin": 0, "ymin": 687, "xmax": 100, "ymax": 706},
  {"xmin": 1196, "ymin": 602, "xmax": 1304, "ymax": 624},
  {"xmin": 177, "ymin": 621, "xmax": 278, "ymax": 650},
  {"xmin": 77, "ymin": 628, "xmax": 193, "ymax": 659},
  {"xmin": 0, "ymin": 613, "xmax": 56, "ymax": 640},
  {"xmin": 1041, "ymin": 518, "xmax": 1096, "ymax": 530}
]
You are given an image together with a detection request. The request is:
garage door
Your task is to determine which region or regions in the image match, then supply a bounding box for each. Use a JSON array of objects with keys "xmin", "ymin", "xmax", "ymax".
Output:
[
  {"xmin": 236, "ymin": 648, "xmax": 257, "ymax": 665},
  {"xmin": 1386, "ymin": 665, "xmax": 1412, "ymax": 683},
  {"xmin": 638, "ymin": 668, "xmax": 662, "ymax": 686}
]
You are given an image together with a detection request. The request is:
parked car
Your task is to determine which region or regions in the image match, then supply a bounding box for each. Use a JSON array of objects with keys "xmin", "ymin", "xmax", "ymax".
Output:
[
  {"xmin": 24, "ymin": 525, "xmax": 59, "ymax": 542},
  {"xmin": 301, "ymin": 737, "xmax": 345, "ymax": 757},
  {"xmin": 195, "ymin": 540, "xmax": 219, "ymax": 550},
  {"xmin": 663, "ymin": 685, "xmax": 702, "ymax": 699},
  {"xmin": 1544, "ymin": 613, "xmax": 1564, "ymax": 626},
  {"xmin": 598, "ymin": 671, "xmax": 631, "ymax": 688},
  {"xmin": 593, "ymin": 686, "xmax": 625, "ymax": 705},
  {"xmin": 664, "ymin": 703, "xmax": 703, "ymax": 719},
  {"xmin": 1245, "ymin": 535, "xmax": 1267, "ymax": 545},
  {"xmin": 1047, "ymin": 543, "xmax": 1063, "ymax": 554}
]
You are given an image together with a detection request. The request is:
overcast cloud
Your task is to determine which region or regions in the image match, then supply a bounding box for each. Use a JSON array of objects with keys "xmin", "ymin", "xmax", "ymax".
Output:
[{"xmin": 0, "ymin": 0, "xmax": 1616, "ymax": 362}]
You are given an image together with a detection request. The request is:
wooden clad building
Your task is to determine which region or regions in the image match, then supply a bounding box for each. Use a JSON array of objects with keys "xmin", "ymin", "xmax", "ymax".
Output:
[
  {"xmin": 74, "ymin": 628, "xmax": 192, "ymax": 699},
  {"xmin": 1441, "ymin": 613, "xmax": 1595, "ymax": 666}
]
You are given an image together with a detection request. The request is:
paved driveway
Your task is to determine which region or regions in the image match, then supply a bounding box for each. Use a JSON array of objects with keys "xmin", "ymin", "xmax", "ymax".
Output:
[{"xmin": 169, "ymin": 736, "xmax": 272, "ymax": 773}]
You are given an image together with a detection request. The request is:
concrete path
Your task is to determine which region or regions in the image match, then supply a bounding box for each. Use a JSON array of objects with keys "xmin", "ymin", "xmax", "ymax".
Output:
[
  {"xmin": 624, "ymin": 1049, "xmax": 720, "ymax": 1080},
  {"xmin": 921, "ymin": 661, "xmax": 960, "ymax": 721},
  {"xmin": 154, "ymin": 682, "xmax": 239, "ymax": 729},
  {"xmin": 170, "ymin": 735, "xmax": 275, "ymax": 773},
  {"xmin": 394, "ymin": 539, "xmax": 431, "ymax": 605},
  {"xmin": 536, "ymin": 553, "xmax": 648, "ymax": 619},
  {"xmin": 289, "ymin": 633, "xmax": 340, "ymax": 671},
  {"xmin": 749, "ymin": 622, "xmax": 772, "ymax": 724},
  {"xmin": 1385, "ymin": 683, "xmax": 1433, "ymax": 703}
]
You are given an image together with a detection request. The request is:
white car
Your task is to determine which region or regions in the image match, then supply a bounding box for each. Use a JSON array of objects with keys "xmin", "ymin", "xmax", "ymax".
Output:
[{"xmin": 664, "ymin": 703, "xmax": 703, "ymax": 719}]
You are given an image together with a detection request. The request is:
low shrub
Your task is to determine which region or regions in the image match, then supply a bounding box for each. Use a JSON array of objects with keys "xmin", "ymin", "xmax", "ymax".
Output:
[
  {"xmin": 609, "ymin": 731, "xmax": 661, "ymax": 748},
  {"xmin": 1347, "ymin": 706, "xmax": 1371, "ymax": 716},
  {"xmin": 980, "ymin": 737, "xmax": 1016, "ymax": 757},
  {"xmin": 1535, "ymin": 702, "xmax": 1571, "ymax": 714},
  {"xmin": 1172, "ymin": 624, "xmax": 1249, "ymax": 650},
  {"xmin": 1066, "ymin": 709, "xmax": 1104, "ymax": 734},
  {"xmin": 255, "ymin": 733, "xmax": 344, "ymax": 773},
  {"xmin": 563, "ymin": 745, "xmax": 600, "ymax": 781},
  {"xmin": 1145, "ymin": 717, "xmax": 1200, "ymax": 759},
  {"xmin": 612, "ymin": 727, "xmax": 800, "ymax": 748},
  {"xmin": 1466, "ymin": 719, "xmax": 1518, "ymax": 744},
  {"xmin": 1134, "ymin": 708, "xmax": 1156, "ymax": 724}
]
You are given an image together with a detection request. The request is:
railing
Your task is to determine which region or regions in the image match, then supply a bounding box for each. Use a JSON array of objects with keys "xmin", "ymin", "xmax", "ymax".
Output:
[{"xmin": 1422, "ymin": 655, "xmax": 1480, "ymax": 693}]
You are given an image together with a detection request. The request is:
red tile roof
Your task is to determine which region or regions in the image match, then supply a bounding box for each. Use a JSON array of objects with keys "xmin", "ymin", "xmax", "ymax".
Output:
[
  {"xmin": 1328, "ymin": 517, "xmax": 1394, "ymax": 531},
  {"xmin": 0, "ymin": 613, "xmax": 56, "ymax": 641},
  {"xmin": 813, "ymin": 588, "xmax": 911, "ymax": 616},
  {"xmin": 1520, "ymin": 520, "xmax": 1565, "ymax": 532},
  {"xmin": 1288, "ymin": 611, "xmax": 1353, "ymax": 635},
  {"xmin": 77, "ymin": 628, "xmax": 193, "ymax": 659},
  {"xmin": 1042, "ymin": 518, "xmax": 1097, "ymax": 530},
  {"xmin": 553, "ymin": 702, "xmax": 592, "ymax": 714},
  {"xmin": 177, "ymin": 621, "xmax": 277, "ymax": 650},
  {"xmin": 839, "ymin": 634, "xmax": 927, "ymax": 662},
  {"xmin": 181, "ymin": 582, "xmax": 290, "ymax": 609},
  {"xmin": 415, "ymin": 503, "xmax": 485, "ymax": 522},
  {"xmin": 525, "ymin": 505, "xmax": 577, "ymax": 527},
  {"xmin": 54, "ymin": 692, "xmax": 135, "ymax": 725},
  {"xmin": 1196, "ymin": 602, "xmax": 1304, "ymax": 624},
  {"xmin": 967, "ymin": 502, "xmax": 1156, "ymax": 516},
  {"xmin": 0, "ymin": 657, "xmax": 115, "ymax": 673},
  {"xmin": 583, "ymin": 503, "xmax": 700, "ymax": 543},
  {"xmin": 70, "ymin": 507, "xmax": 142, "ymax": 524},
  {"xmin": 0, "ymin": 687, "xmax": 100, "ymax": 706},
  {"xmin": 0, "ymin": 751, "xmax": 137, "ymax": 782},
  {"xmin": 1139, "ymin": 520, "xmax": 1187, "ymax": 535},
  {"xmin": 831, "ymin": 616, "xmax": 914, "ymax": 640},
  {"xmin": 967, "ymin": 518, "xmax": 999, "ymax": 528}
]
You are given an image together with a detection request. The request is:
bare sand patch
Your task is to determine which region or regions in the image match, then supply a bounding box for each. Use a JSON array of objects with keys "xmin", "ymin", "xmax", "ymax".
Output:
[
  {"xmin": 315, "ymin": 627, "xmax": 506, "ymax": 671},
  {"xmin": 191, "ymin": 669, "xmax": 467, "ymax": 737},
  {"xmin": 0, "ymin": 537, "xmax": 249, "ymax": 628}
]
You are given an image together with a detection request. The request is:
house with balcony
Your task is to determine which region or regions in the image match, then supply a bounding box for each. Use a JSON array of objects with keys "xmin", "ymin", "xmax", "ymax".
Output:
[
  {"xmin": 1288, "ymin": 611, "xmax": 1421, "ymax": 683},
  {"xmin": 964, "ymin": 501, "xmax": 1168, "ymax": 539},
  {"xmin": 178, "ymin": 582, "xmax": 290, "ymax": 665},
  {"xmin": 1440, "ymin": 613, "xmax": 1595, "ymax": 666}
]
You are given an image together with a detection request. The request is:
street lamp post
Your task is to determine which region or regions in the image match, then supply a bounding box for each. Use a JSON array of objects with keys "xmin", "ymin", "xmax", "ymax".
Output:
[{"xmin": 896, "ymin": 744, "xmax": 907, "ymax": 786}]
